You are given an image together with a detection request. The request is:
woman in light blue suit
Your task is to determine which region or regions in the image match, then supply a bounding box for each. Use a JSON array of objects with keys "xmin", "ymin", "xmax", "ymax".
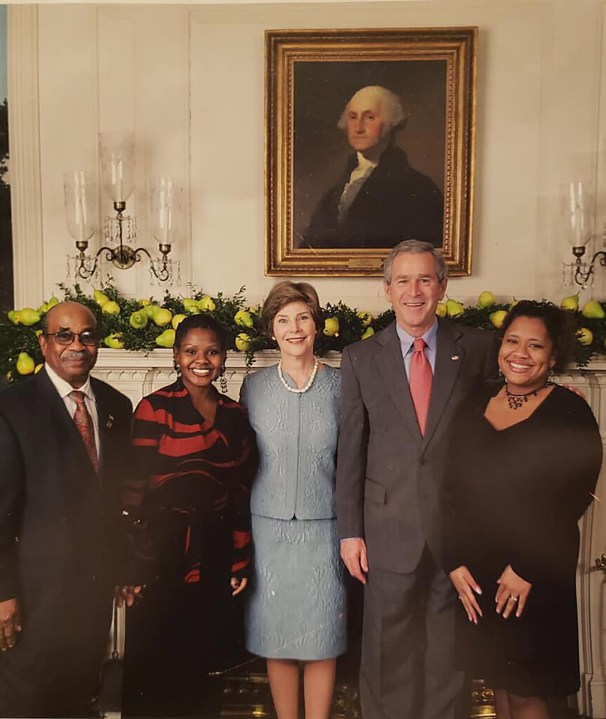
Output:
[{"xmin": 240, "ymin": 281, "xmax": 346, "ymax": 719}]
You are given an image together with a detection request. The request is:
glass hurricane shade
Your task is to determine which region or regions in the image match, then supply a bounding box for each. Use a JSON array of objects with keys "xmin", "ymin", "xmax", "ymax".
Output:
[
  {"xmin": 560, "ymin": 180, "xmax": 594, "ymax": 248},
  {"xmin": 99, "ymin": 132, "xmax": 135, "ymax": 203},
  {"xmin": 149, "ymin": 177, "xmax": 183, "ymax": 246},
  {"xmin": 64, "ymin": 170, "xmax": 97, "ymax": 242}
]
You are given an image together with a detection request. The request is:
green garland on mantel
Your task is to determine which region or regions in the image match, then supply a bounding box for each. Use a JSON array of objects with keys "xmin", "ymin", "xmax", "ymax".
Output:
[{"xmin": 0, "ymin": 285, "xmax": 603, "ymax": 384}]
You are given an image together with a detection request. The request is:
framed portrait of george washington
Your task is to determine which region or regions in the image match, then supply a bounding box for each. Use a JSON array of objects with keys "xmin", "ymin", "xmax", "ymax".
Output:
[{"xmin": 265, "ymin": 27, "xmax": 477, "ymax": 277}]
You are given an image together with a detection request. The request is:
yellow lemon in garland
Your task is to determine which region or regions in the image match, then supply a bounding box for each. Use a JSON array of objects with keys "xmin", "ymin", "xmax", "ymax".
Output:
[
  {"xmin": 560, "ymin": 294, "xmax": 579, "ymax": 312},
  {"xmin": 577, "ymin": 327, "xmax": 593, "ymax": 346},
  {"xmin": 172, "ymin": 314, "xmax": 187, "ymax": 330},
  {"xmin": 445, "ymin": 299, "xmax": 464, "ymax": 318},
  {"xmin": 155, "ymin": 329, "xmax": 176, "ymax": 348},
  {"xmin": 16, "ymin": 352, "xmax": 35, "ymax": 375},
  {"xmin": 104, "ymin": 333, "xmax": 124, "ymax": 349},
  {"xmin": 361, "ymin": 326, "xmax": 375, "ymax": 340},
  {"xmin": 183, "ymin": 298, "xmax": 201, "ymax": 315},
  {"xmin": 323, "ymin": 317, "xmax": 340, "ymax": 337},
  {"xmin": 198, "ymin": 295, "xmax": 216, "ymax": 312},
  {"xmin": 102, "ymin": 300, "xmax": 120, "ymax": 316},
  {"xmin": 582, "ymin": 300, "xmax": 605, "ymax": 319},
  {"xmin": 477, "ymin": 291, "xmax": 496, "ymax": 309},
  {"xmin": 19, "ymin": 308, "xmax": 41, "ymax": 326},
  {"xmin": 235, "ymin": 333, "xmax": 252, "ymax": 351},
  {"xmin": 357, "ymin": 311, "xmax": 373, "ymax": 328},
  {"xmin": 94, "ymin": 290, "xmax": 110, "ymax": 307},
  {"xmin": 490, "ymin": 310, "xmax": 508, "ymax": 329},
  {"xmin": 153, "ymin": 308, "xmax": 173, "ymax": 327},
  {"xmin": 234, "ymin": 309, "xmax": 254, "ymax": 328}
]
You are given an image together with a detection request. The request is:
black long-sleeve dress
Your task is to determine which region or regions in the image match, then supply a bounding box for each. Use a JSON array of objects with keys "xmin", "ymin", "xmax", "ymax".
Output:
[
  {"xmin": 443, "ymin": 384, "xmax": 602, "ymax": 697},
  {"xmin": 121, "ymin": 380, "xmax": 258, "ymax": 718}
]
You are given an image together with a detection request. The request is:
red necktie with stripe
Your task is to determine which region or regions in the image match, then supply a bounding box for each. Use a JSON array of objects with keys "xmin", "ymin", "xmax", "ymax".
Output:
[
  {"xmin": 70, "ymin": 390, "xmax": 99, "ymax": 472},
  {"xmin": 409, "ymin": 338, "xmax": 432, "ymax": 435}
]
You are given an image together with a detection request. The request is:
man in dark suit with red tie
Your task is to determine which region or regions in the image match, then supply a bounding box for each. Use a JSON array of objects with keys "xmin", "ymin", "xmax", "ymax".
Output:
[
  {"xmin": 336, "ymin": 240, "xmax": 498, "ymax": 719},
  {"xmin": 0, "ymin": 301, "xmax": 132, "ymax": 717}
]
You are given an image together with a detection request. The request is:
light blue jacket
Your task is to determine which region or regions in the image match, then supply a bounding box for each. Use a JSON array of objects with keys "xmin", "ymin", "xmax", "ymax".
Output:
[{"xmin": 240, "ymin": 364, "xmax": 340, "ymax": 520}]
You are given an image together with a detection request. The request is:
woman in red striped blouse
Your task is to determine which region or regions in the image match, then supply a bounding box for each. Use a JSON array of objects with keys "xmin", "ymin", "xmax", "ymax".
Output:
[{"xmin": 121, "ymin": 314, "xmax": 258, "ymax": 719}]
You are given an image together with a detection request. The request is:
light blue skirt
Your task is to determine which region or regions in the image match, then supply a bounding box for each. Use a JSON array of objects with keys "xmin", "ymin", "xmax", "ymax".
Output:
[{"xmin": 245, "ymin": 515, "xmax": 347, "ymax": 660}]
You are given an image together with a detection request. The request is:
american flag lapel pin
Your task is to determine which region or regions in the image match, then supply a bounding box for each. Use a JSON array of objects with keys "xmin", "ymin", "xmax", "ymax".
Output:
[{"xmin": 106, "ymin": 414, "xmax": 114, "ymax": 429}]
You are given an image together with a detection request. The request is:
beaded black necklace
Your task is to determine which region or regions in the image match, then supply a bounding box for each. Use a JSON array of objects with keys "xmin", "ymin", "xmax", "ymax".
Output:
[{"xmin": 504, "ymin": 381, "xmax": 552, "ymax": 410}]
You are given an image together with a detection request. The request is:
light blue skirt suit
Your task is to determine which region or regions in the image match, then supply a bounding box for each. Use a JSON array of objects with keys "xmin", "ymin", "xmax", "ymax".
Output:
[{"xmin": 240, "ymin": 364, "xmax": 347, "ymax": 660}]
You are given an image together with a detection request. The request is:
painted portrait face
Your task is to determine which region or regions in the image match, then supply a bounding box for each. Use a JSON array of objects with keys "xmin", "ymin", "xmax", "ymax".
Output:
[
  {"xmin": 499, "ymin": 316, "xmax": 556, "ymax": 392},
  {"xmin": 272, "ymin": 301, "xmax": 317, "ymax": 361},
  {"xmin": 39, "ymin": 302, "xmax": 99, "ymax": 388},
  {"xmin": 174, "ymin": 327, "xmax": 225, "ymax": 391},
  {"xmin": 384, "ymin": 252, "xmax": 447, "ymax": 337},
  {"xmin": 346, "ymin": 88, "xmax": 387, "ymax": 157}
]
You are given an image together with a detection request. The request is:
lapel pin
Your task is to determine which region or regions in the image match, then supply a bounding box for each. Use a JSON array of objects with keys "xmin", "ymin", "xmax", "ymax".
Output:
[
  {"xmin": 106, "ymin": 414, "xmax": 114, "ymax": 429},
  {"xmin": 451, "ymin": 355, "xmax": 460, "ymax": 361}
]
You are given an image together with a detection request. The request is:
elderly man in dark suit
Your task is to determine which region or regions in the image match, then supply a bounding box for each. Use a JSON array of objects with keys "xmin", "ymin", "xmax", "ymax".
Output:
[
  {"xmin": 337, "ymin": 240, "xmax": 498, "ymax": 719},
  {"xmin": 0, "ymin": 301, "xmax": 132, "ymax": 718},
  {"xmin": 303, "ymin": 85, "xmax": 443, "ymax": 249}
]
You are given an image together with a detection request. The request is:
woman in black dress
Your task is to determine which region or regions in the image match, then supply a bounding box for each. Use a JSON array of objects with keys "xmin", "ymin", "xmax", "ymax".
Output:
[
  {"xmin": 121, "ymin": 314, "xmax": 258, "ymax": 718},
  {"xmin": 444, "ymin": 301, "xmax": 602, "ymax": 719}
]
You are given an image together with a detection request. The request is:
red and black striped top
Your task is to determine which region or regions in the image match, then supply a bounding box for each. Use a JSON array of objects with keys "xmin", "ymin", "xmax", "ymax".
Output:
[{"xmin": 126, "ymin": 380, "xmax": 258, "ymax": 583}]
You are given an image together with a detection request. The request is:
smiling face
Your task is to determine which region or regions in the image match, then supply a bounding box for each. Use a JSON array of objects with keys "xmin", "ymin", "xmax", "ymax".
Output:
[
  {"xmin": 174, "ymin": 327, "xmax": 225, "ymax": 392},
  {"xmin": 272, "ymin": 301, "xmax": 317, "ymax": 361},
  {"xmin": 39, "ymin": 302, "xmax": 98, "ymax": 388},
  {"xmin": 499, "ymin": 316, "xmax": 556, "ymax": 393},
  {"xmin": 346, "ymin": 88, "xmax": 388, "ymax": 158},
  {"xmin": 384, "ymin": 252, "xmax": 447, "ymax": 337}
]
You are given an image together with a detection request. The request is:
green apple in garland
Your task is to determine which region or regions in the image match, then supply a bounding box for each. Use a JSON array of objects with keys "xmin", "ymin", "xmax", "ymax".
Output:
[{"xmin": 129, "ymin": 310, "xmax": 149, "ymax": 330}]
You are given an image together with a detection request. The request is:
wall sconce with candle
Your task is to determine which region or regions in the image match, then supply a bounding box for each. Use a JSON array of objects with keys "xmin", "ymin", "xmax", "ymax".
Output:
[
  {"xmin": 561, "ymin": 180, "xmax": 606, "ymax": 289},
  {"xmin": 65, "ymin": 132, "xmax": 182, "ymax": 284}
]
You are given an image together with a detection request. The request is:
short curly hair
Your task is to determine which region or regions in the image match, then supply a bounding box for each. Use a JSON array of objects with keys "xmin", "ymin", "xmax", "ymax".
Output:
[
  {"xmin": 261, "ymin": 281, "xmax": 322, "ymax": 337},
  {"xmin": 500, "ymin": 300, "xmax": 575, "ymax": 373},
  {"xmin": 174, "ymin": 313, "xmax": 228, "ymax": 352}
]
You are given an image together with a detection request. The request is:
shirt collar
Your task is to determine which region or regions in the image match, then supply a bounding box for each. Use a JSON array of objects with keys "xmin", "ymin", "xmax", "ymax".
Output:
[
  {"xmin": 396, "ymin": 319, "xmax": 438, "ymax": 357},
  {"xmin": 44, "ymin": 363, "xmax": 94, "ymax": 401},
  {"xmin": 356, "ymin": 152, "xmax": 379, "ymax": 171}
]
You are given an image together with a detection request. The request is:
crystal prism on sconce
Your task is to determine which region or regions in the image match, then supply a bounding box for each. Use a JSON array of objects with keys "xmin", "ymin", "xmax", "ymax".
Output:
[
  {"xmin": 560, "ymin": 180, "xmax": 604, "ymax": 289},
  {"xmin": 65, "ymin": 132, "xmax": 182, "ymax": 284}
]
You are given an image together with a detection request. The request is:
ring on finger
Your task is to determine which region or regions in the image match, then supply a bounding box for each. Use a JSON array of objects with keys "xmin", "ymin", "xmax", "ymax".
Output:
[{"xmin": 509, "ymin": 595, "xmax": 519, "ymax": 602}]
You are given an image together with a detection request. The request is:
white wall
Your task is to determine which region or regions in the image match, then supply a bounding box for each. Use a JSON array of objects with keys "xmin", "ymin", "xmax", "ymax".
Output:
[{"xmin": 9, "ymin": 0, "xmax": 606, "ymax": 314}]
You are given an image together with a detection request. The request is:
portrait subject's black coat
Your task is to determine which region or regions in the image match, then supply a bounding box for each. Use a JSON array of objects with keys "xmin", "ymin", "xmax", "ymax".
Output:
[
  {"xmin": 0, "ymin": 370, "xmax": 132, "ymax": 718},
  {"xmin": 303, "ymin": 144, "xmax": 444, "ymax": 249}
]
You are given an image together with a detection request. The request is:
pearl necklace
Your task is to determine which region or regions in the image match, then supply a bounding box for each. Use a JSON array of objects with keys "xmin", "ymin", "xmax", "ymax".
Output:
[{"xmin": 277, "ymin": 358, "xmax": 319, "ymax": 394}]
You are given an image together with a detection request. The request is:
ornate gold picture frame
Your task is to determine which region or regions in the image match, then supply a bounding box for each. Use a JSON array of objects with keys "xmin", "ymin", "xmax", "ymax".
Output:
[{"xmin": 265, "ymin": 27, "xmax": 477, "ymax": 277}]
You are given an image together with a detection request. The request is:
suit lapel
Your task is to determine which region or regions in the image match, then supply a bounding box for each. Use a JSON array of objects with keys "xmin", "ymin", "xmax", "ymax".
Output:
[
  {"xmin": 37, "ymin": 370, "xmax": 98, "ymax": 481},
  {"xmin": 376, "ymin": 323, "xmax": 422, "ymax": 442},
  {"xmin": 423, "ymin": 319, "xmax": 464, "ymax": 447},
  {"xmin": 92, "ymin": 378, "xmax": 112, "ymax": 478}
]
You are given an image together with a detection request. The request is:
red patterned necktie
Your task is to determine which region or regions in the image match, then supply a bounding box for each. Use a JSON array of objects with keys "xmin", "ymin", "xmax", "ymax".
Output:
[
  {"xmin": 69, "ymin": 390, "xmax": 99, "ymax": 472},
  {"xmin": 409, "ymin": 338, "xmax": 433, "ymax": 435}
]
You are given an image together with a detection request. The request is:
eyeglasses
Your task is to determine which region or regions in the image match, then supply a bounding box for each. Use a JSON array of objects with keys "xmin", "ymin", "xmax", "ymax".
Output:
[{"xmin": 44, "ymin": 330, "xmax": 99, "ymax": 346}]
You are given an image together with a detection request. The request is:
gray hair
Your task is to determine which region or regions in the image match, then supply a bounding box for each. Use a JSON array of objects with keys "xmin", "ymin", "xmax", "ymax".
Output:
[
  {"xmin": 337, "ymin": 86, "xmax": 407, "ymax": 137},
  {"xmin": 383, "ymin": 240, "xmax": 448, "ymax": 284}
]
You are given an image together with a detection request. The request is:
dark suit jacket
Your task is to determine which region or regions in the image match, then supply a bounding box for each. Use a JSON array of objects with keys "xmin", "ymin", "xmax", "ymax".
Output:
[
  {"xmin": 0, "ymin": 369, "xmax": 132, "ymax": 716},
  {"xmin": 336, "ymin": 319, "xmax": 498, "ymax": 574},
  {"xmin": 303, "ymin": 144, "xmax": 444, "ymax": 249}
]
